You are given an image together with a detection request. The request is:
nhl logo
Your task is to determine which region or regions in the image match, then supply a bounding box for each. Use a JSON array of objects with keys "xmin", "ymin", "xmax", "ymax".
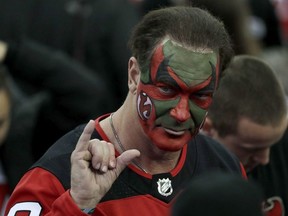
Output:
[{"xmin": 157, "ymin": 178, "xmax": 173, "ymax": 197}]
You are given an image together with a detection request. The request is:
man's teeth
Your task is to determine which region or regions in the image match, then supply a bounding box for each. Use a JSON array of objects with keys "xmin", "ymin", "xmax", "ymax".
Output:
[{"xmin": 164, "ymin": 128, "xmax": 185, "ymax": 135}]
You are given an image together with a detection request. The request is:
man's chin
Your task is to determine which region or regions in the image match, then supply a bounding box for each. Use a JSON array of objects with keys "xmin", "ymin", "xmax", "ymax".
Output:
[{"xmin": 147, "ymin": 127, "xmax": 193, "ymax": 151}]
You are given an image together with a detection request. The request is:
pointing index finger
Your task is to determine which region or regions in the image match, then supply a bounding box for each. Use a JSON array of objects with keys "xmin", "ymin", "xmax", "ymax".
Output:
[{"xmin": 75, "ymin": 120, "xmax": 95, "ymax": 151}]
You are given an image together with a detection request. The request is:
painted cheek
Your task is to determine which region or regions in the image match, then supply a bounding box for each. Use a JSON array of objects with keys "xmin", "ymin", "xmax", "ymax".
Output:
[
  {"xmin": 186, "ymin": 100, "xmax": 207, "ymax": 135},
  {"xmin": 137, "ymin": 91, "xmax": 153, "ymax": 120},
  {"xmin": 137, "ymin": 82, "xmax": 175, "ymax": 120}
]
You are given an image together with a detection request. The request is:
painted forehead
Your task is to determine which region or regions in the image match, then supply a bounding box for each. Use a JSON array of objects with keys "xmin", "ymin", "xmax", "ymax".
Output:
[{"xmin": 143, "ymin": 40, "xmax": 219, "ymax": 87}]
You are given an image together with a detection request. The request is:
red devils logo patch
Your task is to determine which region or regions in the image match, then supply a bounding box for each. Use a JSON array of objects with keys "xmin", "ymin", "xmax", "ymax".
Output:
[
  {"xmin": 137, "ymin": 91, "xmax": 152, "ymax": 120},
  {"xmin": 263, "ymin": 196, "xmax": 285, "ymax": 216}
]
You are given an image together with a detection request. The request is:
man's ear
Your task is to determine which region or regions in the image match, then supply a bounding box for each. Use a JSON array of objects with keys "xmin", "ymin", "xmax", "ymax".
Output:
[
  {"xmin": 128, "ymin": 57, "xmax": 140, "ymax": 95},
  {"xmin": 201, "ymin": 117, "xmax": 215, "ymax": 136}
]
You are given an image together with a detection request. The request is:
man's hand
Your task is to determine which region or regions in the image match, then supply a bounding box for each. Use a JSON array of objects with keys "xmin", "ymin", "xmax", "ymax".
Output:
[{"xmin": 70, "ymin": 120, "xmax": 140, "ymax": 209}]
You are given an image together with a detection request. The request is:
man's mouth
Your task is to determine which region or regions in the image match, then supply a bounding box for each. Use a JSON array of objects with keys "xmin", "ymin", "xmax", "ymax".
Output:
[{"xmin": 164, "ymin": 128, "xmax": 186, "ymax": 136}]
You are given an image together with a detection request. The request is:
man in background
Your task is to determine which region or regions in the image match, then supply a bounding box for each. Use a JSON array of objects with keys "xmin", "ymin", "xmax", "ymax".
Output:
[{"xmin": 202, "ymin": 55, "xmax": 287, "ymax": 215}]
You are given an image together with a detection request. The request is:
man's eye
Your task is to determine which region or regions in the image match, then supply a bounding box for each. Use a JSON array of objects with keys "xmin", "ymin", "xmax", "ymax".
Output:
[
  {"xmin": 192, "ymin": 92, "xmax": 212, "ymax": 100},
  {"xmin": 158, "ymin": 86, "xmax": 176, "ymax": 95},
  {"xmin": 191, "ymin": 92, "xmax": 213, "ymax": 109}
]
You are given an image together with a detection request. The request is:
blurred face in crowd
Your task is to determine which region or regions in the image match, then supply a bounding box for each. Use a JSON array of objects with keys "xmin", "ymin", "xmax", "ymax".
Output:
[
  {"xmin": 0, "ymin": 89, "xmax": 11, "ymax": 146},
  {"xmin": 136, "ymin": 39, "xmax": 219, "ymax": 151},
  {"xmin": 210, "ymin": 117, "xmax": 287, "ymax": 172}
]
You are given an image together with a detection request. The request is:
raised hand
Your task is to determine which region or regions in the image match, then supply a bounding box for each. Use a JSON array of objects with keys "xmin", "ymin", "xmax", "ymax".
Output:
[{"xmin": 70, "ymin": 120, "xmax": 140, "ymax": 209}]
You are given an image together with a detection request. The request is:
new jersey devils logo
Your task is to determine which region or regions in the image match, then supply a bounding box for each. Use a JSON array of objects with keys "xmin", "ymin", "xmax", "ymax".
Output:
[
  {"xmin": 137, "ymin": 91, "xmax": 152, "ymax": 120},
  {"xmin": 263, "ymin": 196, "xmax": 285, "ymax": 216}
]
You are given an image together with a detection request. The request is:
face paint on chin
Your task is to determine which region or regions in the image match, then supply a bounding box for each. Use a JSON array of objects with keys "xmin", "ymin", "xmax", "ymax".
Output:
[
  {"xmin": 148, "ymin": 127, "xmax": 193, "ymax": 151},
  {"xmin": 138, "ymin": 109, "xmax": 193, "ymax": 151}
]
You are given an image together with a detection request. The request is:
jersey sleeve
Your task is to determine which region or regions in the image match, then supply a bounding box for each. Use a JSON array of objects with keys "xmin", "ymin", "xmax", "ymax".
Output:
[{"xmin": 4, "ymin": 168, "xmax": 88, "ymax": 216}]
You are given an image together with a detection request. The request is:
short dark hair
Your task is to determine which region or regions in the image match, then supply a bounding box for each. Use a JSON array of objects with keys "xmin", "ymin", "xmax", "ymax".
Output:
[
  {"xmin": 208, "ymin": 55, "xmax": 287, "ymax": 137},
  {"xmin": 128, "ymin": 6, "xmax": 233, "ymax": 73}
]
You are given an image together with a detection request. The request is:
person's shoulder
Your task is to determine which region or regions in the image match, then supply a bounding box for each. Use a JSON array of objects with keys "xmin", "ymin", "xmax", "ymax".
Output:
[
  {"xmin": 273, "ymin": 127, "xmax": 288, "ymax": 148},
  {"xmin": 268, "ymin": 127, "xmax": 288, "ymax": 162},
  {"xmin": 35, "ymin": 122, "xmax": 95, "ymax": 160},
  {"xmin": 194, "ymin": 133, "xmax": 229, "ymax": 152},
  {"xmin": 194, "ymin": 133, "xmax": 236, "ymax": 158},
  {"xmin": 191, "ymin": 133, "xmax": 242, "ymax": 173},
  {"xmin": 29, "ymin": 122, "xmax": 100, "ymax": 189}
]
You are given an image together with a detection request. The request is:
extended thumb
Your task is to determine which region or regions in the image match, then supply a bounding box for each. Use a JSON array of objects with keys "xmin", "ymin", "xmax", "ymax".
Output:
[{"xmin": 116, "ymin": 149, "xmax": 140, "ymax": 173}]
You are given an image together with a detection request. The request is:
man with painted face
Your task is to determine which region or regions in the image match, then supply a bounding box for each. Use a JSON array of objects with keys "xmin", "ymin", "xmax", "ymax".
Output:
[
  {"xmin": 137, "ymin": 39, "xmax": 219, "ymax": 152},
  {"xmin": 5, "ymin": 6, "xmax": 246, "ymax": 216}
]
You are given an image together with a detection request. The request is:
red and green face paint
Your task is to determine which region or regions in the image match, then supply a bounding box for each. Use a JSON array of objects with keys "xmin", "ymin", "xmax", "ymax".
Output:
[{"xmin": 137, "ymin": 40, "xmax": 220, "ymax": 151}]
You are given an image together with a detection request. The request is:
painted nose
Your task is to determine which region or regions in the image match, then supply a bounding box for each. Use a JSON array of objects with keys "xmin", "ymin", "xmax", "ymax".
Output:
[{"xmin": 170, "ymin": 96, "xmax": 191, "ymax": 122}]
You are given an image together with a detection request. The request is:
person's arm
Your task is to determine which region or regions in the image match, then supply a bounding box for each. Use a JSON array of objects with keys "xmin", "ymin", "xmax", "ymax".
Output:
[
  {"xmin": 4, "ymin": 121, "xmax": 140, "ymax": 216},
  {"xmin": 69, "ymin": 120, "xmax": 140, "ymax": 210}
]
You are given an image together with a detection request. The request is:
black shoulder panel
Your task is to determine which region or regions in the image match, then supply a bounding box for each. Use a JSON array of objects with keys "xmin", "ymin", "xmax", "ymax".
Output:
[{"xmin": 31, "ymin": 123, "xmax": 101, "ymax": 189}]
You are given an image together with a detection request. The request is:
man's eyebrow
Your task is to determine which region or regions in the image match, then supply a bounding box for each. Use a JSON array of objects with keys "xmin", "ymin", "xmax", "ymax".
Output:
[
  {"xmin": 157, "ymin": 77, "xmax": 177, "ymax": 84},
  {"xmin": 156, "ymin": 73, "xmax": 180, "ymax": 89},
  {"xmin": 199, "ymin": 81, "xmax": 215, "ymax": 92}
]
